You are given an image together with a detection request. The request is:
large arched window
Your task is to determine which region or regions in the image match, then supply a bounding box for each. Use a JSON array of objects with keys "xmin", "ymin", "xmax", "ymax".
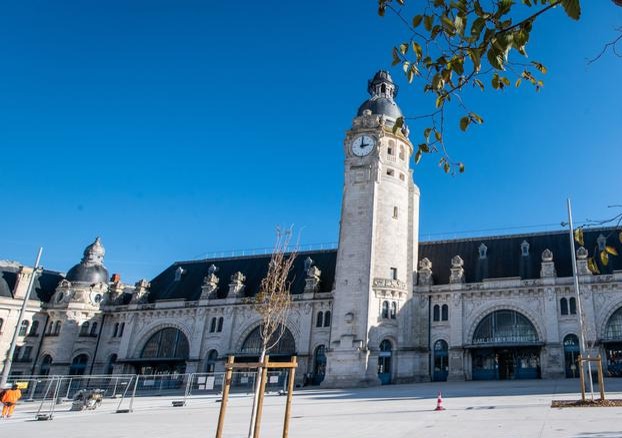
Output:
[
  {"xmin": 605, "ymin": 307, "xmax": 622, "ymax": 341},
  {"xmin": 217, "ymin": 317, "xmax": 224, "ymax": 333},
  {"xmin": 210, "ymin": 318, "xmax": 217, "ymax": 333},
  {"xmin": 569, "ymin": 297, "xmax": 577, "ymax": 315},
  {"xmin": 69, "ymin": 354, "xmax": 89, "ymax": 376},
  {"xmin": 141, "ymin": 328, "xmax": 190, "ymax": 359},
  {"xmin": 433, "ymin": 305, "xmax": 440, "ymax": 322},
  {"xmin": 323, "ymin": 311, "xmax": 331, "ymax": 327},
  {"xmin": 240, "ymin": 325, "xmax": 296, "ymax": 356},
  {"xmin": 472, "ymin": 310, "xmax": 538, "ymax": 345},
  {"xmin": 390, "ymin": 302, "xmax": 397, "ymax": 319},
  {"xmin": 40, "ymin": 355, "xmax": 53, "ymax": 376}
]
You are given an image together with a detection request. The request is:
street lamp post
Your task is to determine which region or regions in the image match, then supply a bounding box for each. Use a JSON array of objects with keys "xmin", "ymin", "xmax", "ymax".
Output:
[
  {"xmin": 565, "ymin": 199, "xmax": 595, "ymax": 400},
  {"xmin": 0, "ymin": 248, "xmax": 43, "ymax": 388}
]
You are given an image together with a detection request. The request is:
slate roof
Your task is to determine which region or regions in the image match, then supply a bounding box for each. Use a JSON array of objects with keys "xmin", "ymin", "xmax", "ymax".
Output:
[
  {"xmin": 145, "ymin": 227, "xmax": 622, "ymax": 301},
  {"xmin": 418, "ymin": 227, "xmax": 622, "ymax": 285},
  {"xmin": 147, "ymin": 250, "xmax": 336, "ymax": 302},
  {"xmin": 0, "ymin": 265, "xmax": 64, "ymax": 302}
]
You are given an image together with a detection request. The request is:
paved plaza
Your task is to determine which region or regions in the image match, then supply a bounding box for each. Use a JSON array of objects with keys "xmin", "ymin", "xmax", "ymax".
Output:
[{"xmin": 0, "ymin": 379, "xmax": 621, "ymax": 438}]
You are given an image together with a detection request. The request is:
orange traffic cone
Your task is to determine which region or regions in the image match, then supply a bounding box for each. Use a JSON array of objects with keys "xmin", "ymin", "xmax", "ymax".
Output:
[{"xmin": 434, "ymin": 392, "xmax": 445, "ymax": 411}]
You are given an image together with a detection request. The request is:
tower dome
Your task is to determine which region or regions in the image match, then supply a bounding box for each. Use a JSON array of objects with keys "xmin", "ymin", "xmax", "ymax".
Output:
[
  {"xmin": 356, "ymin": 70, "xmax": 403, "ymax": 120},
  {"xmin": 65, "ymin": 237, "xmax": 109, "ymax": 284}
]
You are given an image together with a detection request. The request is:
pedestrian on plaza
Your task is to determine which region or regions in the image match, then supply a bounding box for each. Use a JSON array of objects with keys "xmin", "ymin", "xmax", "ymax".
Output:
[{"xmin": 1, "ymin": 384, "xmax": 22, "ymax": 418}]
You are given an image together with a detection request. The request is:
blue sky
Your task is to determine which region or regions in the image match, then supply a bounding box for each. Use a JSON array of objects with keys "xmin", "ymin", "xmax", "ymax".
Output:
[{"xmin": 1, "ymin": 1, "xmax": 621, "ymax": 282}]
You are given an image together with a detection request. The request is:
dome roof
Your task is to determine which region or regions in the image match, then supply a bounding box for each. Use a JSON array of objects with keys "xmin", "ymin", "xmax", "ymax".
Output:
[
  {"xmin": 66, "ymin": 263, "xmax": 109, "ymax": 284},
  {"xmin": 356, "ymin": 70, "xmax": 403, "ymax": 120},
  {"xmin": 0, "ymin": 276, "xmax": 12, "ymax": 298},
  {"xmin": 65, "ymin": 237, "xmax": 109, "ymax": 284},
  {"xmin": 357, "ymin": 96, "xmax": 402, "ymax": 119}
]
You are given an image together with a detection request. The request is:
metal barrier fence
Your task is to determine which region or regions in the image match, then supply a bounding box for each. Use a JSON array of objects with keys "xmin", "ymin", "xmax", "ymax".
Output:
[{"xmin": 6, "ymin": 370, "xmax": 289, "ymax": 420}]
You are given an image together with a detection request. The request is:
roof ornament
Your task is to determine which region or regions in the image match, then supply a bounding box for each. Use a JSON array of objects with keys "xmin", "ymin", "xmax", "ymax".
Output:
[
  {"xmin": 229, "ymin": 272, "xmax": 246, "ymax": 298},
  {"xmin": 418, "ymin": 258, "xmax": 433, "ymax": 286},
  {"xmin": 540, "ymin": 249, "xmax": 556, "ymax": 278},
  {"xmin": 450, "ymin": 255, "xmax": 465, "ymax": 284},
  {"xmin": 201, "ymin": 265, "xmax": 220, "ymax": 299}
]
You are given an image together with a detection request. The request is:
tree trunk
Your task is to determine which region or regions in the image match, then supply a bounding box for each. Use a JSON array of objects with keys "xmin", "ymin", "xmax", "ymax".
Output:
[{"xmin": 247, "ymin": 348, "xmax": 266, "ymax": 438}]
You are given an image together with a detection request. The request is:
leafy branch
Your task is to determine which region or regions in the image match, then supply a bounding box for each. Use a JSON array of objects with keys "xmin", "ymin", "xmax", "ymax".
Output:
[
  {"xmin": 573, "ymin": 206, "xmax": 622, "ymax": 274},
  {"xmin": 378, "ymin": 0, "xmax": 584, "ymax": 174}
]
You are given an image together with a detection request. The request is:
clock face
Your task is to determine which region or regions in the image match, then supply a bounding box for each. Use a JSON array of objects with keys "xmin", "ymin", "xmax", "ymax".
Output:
[
  {"xmin": 91, "ymin": 293, "xmax": 102, "ymax": 305},
  {"xmin": 351, "ymin": 135, "xmax": 376, "ymax": 157}
]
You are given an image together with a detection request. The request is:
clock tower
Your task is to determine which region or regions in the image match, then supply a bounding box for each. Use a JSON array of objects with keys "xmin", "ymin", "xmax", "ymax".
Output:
[{"xmin": 323, "ymin": 71, "xmax": 422, "ymax": 387}]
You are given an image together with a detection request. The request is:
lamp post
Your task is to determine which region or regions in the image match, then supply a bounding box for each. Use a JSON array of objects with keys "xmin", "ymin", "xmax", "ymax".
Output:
[
  {"xmin": 564, "ymin": 199, "xmax": 594, "ymax": 400},
  {"xmin": 0, "ymin": 248, "xmax": 43, "ymax": 387}
]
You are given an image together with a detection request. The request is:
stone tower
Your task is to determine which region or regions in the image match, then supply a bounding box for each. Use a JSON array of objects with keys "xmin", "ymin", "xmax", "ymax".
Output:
[{"xmin": 323, "ymin": 71, "xmax": 421, "ymax": 387}]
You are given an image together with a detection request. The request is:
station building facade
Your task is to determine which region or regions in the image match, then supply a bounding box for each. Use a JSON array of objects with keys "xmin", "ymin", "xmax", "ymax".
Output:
[{"xmin": 1, "ymin": 71, "xmax": 622, "ymax": 386}]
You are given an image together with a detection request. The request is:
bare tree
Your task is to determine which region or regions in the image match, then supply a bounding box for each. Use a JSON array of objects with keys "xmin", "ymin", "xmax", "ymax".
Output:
[{"xmin": 247, "ymin": 226, "xmax": 297, "ymax": 438}]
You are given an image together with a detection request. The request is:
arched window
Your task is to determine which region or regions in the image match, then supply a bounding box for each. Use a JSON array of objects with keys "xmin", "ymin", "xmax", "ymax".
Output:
[
  {"xmin": 605, "ymin": 307, "xmax": 622, "ymax": 341},
  {"xmin": 40, "ymin": 355, "xmax": 53, "ymax": 376},
  {"xmin": 0, "ymin": 318, "xmax": 3, "ymax": 333},
  {"xmin": 378, "ymin": 340, "xmax": 392, "ymax": 385},
  {"xmin": 433, "ymin": 340, "xmax": 449, "ymax": 381},
  {"xmin": 90, "ymin": 322, "xmax": 98, "ymax": 336},
  {"xmin": 381, "ymin": 84, "xmax": 386, "ymax": 94},
  {"xmin": 399, "ymin": 145, "xmax": 405, "ymax": 160},
  {"xmin": 433, "ymin": 305, "xmax": 440, "ymax": 322},
  {"xmin": 141, "ymin": 328, "xmax": 190, "ymax": 359},
  {"xmin": 569, "ymin": 297, "xmax": 577, "ymax": 315},
  {"xmin": 107, "ymin": 354, "xmax": 117, "ymax": 375},
  {"xmin": 206, "ymin": 350, "xmax": 218, "ymax": 373},
  {"xmin": 316, "ymin": 311, "xmax": 324, "ymax": 328},
  {"xmin": 29, "ymin": 320, "xmax": 39, "ymax": 336},
  {"xmin": 119, "ymin": 322, "xmax": 125, "ymax": 337},
  {"xmin": 240, "ymin": 325, "xmax": 296, "ymax": 356},
  {"xmin": 80, "ymin": 322, "xmax": 89, "ymax": 336},
  {"xmin": 324, "ymin": 311, "xmax": 331, "ymax": 327},
  {"xmin": 472, "ymin": 310, "xmax": 538, "ymax": 345},
  {"xmin": 69, "ymin": 354, "xmax": 89, "ymax": 376},
  {"xmin": 210, "ymin": 318, "xmax": 217, "ymax": 333},
  {"xmin": 563, "ymin": 334, "xmax": 580, "ymax": 378},
  {"xmin": 217, "ymin": 317, "xmax": 224, "ymax": 332},
  {"xmin": 390, "ymin": 302, "xmax": 397, "ymax": 319},
  {"xmin": 54, "ymin": 321, "xmax": 61, "ymax": 335},
  {"xmin": 441, "ymin": 304, "xmax": 449, "ymax": 321},
  {"xmin": 113, "ymin": 323, "xmax": 119, "ymax": 337},
  {"xmin": 387, "ymin": 140, "xmax": 395, "ymax": 155},
  {"xmin": 47, "ymin": 321, "xmax": 53, "ymax": 335},
  {"xmin": 382, "ymin": 301, "xmax": 389, "ymax": 319},
  {"xmin": 560, "ymin": 298, "xmax": 569, "ymax": 315},
  {"xmin": 313, "ymin": 345, "xmax": 327, "ymax": 385},
  {"xmin": 18, "ymin": 320, "xmax": 29, "ymax": 336}
]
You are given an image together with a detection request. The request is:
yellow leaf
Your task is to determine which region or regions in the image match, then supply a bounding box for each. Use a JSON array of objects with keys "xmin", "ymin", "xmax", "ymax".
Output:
[
  {"xmin": 605, "ymin": 245, "xmax": 618, "ymax": 256},
  {"xmin": 574, "ymin": 228, "xmax": 584, "ymax": 246},
  {"xmin": 588, "ymin": 257, "xmax": 600, "ymax": 274},
  {"xmin": 600, "ymin": 250, "xmax": 609, "ymax": 266}
]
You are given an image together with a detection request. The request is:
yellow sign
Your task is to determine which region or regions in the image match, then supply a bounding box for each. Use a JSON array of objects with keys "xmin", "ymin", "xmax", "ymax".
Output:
[{"xmin": 15, "ymin": 382, "xmax": 28, "ymax": 390}]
